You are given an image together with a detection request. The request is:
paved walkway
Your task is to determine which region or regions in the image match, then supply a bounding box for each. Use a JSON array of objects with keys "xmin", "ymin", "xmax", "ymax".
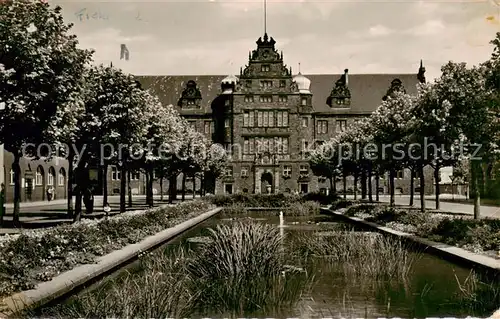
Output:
[
  {"xmin": 0, "ymin": 194, "xmax": 196, "ymax": 234},
  {"xmin": 346, "ymin": 194, "xmax": 500, "ymax": 219}
]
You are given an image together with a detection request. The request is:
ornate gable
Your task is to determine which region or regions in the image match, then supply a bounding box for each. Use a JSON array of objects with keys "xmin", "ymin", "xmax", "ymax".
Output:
[
  {"xmin": 327, "ymin": 69, "xmax": 351, "ymax": 107},
  {"xmin": 178, "ymin": 80, "xmax": 202, "ymax": 108},
  {"xmin": 382, "ymin": 78, "xmax": 406, "ymax": 101}
]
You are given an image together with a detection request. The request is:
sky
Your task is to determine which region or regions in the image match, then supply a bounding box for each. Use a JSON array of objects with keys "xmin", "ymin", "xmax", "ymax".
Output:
[{"xmin": 50, "ymin": 0, "xmax": 500, "ymax": 81}]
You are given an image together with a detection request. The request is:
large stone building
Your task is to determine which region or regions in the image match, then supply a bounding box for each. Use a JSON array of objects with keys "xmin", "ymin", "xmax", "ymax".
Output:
[
  {"xmin": 1, "ymin": 33, "xmax": 438, "ymax": 202},
  {"xmin": 135, "ymin": 33, "xmax": 428, "ymax": 195}
]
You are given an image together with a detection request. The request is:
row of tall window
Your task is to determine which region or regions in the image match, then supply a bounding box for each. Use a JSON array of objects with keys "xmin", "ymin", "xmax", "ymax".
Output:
[
  {"xmin": 9, "ymin": 167, "xmax": 66, "ymax": 186},
  {"xmin": 243, "ymin": 95, "xmax": 308, "ymax": 106},
  {"xmin": 243, "ymin": 137, "xmax": 289, "ymax": 154},
  {"xmin": 223, "ymin": 165, "xmax": 309, "ymax": 177},
  {"xmin": 245, "ymin": 79, "xmax": 287, "ymax": 88},
  {"xmin": 243, "ymin": 110, "xmax": 289, "ymax": 127}
]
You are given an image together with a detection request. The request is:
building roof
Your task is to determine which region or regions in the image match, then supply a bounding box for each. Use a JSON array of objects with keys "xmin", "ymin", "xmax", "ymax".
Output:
[{"xmin": 136, "ymin": 73, "xmax": 420, "ymax": 115}]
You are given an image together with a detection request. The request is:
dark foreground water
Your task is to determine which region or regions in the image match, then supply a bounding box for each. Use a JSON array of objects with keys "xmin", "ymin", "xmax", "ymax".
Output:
[{"xmin": 38, "ymin": 210, "xmax": 496, "ymax": 318}]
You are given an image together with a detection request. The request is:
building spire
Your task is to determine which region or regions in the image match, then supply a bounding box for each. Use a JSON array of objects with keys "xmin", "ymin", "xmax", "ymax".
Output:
[
  {"xmin": 418, "ymin": 59, "xmax": 426, "ymax": 83},
  {"xmin": 298, "ymin": 62, "xmax": 301, "ymax": 74}
]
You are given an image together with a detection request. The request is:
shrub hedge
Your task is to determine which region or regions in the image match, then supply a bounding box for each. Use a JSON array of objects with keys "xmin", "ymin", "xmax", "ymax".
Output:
[{"xmin": 0, "ymin": 200, "xmax": 215, "ymax": 298}]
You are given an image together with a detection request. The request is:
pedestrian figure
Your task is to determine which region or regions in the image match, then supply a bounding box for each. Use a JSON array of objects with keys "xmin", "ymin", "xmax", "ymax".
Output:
[{"xmin": 46, "ymin": 186, "xmax": 54, "ymax": 202}]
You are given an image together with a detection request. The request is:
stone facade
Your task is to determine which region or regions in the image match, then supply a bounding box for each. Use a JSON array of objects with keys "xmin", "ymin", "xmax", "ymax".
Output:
[{"xmin": 136, "ymin": 33, "xmax": 434, "ymax": 196}]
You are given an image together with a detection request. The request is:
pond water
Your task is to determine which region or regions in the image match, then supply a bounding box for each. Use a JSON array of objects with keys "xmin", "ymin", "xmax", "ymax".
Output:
[{"xmin": 38, "ymin": 210, "xmax": 493, "ymax": 318}]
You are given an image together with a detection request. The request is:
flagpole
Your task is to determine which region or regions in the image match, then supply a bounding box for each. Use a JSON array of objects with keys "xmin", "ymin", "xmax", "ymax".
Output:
[{"xmin": 264, "ymin": 0, "xmax": 266, "ymax": 34}]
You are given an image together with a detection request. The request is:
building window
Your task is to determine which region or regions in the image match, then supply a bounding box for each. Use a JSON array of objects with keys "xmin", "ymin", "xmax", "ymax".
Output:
[
  {"xmin": 48, "ymin": 167, "xmax": 55, "ymax": 186},
  {"xmin": 256, "ymin": 111, "xmax": 275, "ymax": 127},
  {"xmin": 112, "ymin": 166, "xmax": 121, "ymax": 181},
  {"xmin": 317, "ymin": 120, "xmax": 328, "ymax": 134},
  {"xmin": 259, "ymin": 95, "xmax": 273, "ymax": 103},
  {"xmin": 244, "ymin": 95, "xmax": 254, "ymax": 103},
  {"xmin": 225, "ymin": 166, "xmax": 233, "ymax": 177},
  {"xmin": 260, "ymin": 80, "xmax": 272, "ymax": 88},
  {"xmin": 279, "ymin": 80, "xmax": 286, "ymax": 88},
  {"xmin": 396, "ymin": 169, "xmax": 404, "ymax": 179},
  {"xmin": 243, "ymin": 112, "xmax": 249, "ymax": 127},
  {"xmin": 204, "ymin": 121, "xmax": 211, "ymax": 135},
  {"xmin": 300, "ymin": 165, "xmax": 309, "ymax": 176},
  {"xmin": 278, "ymin": 95, "xmax": 288, "ymax": 102},
  {"xmin": 283, "ymin": 165, "xmax": 292, "ymax": 177},
  {"xmin": 261, "ymin": 65, "xmax": 270, "ymax": 72},
  {"xmin": 9, "ymin": 169, "xmax": 14, "ymax": 185},
  {"xmin": 244, "ymin": 138, "xmax": 249, "ymax": 154},
  {"xmin": 246, "ymin": 80, "xmax": 252, "ymax": 88},
  {"xmin": 336, "ymin": 97, "xmax": 350, "ymax": 105},
  {"xmin": 302, "ymin": 117, "xmax": 308, "ymax": 127},
  {"xmin": 241, "ymin": 166, "xmax": 249, "ymax": 177},
  {"xmin": 302, "ymin": 140, "xmax": 309, "ymax": 152},
  {"xmin": 300, "ymin": 183, "xmax": 309, "ymax": 194},
  {"xmin": 224, "ymin": 183, "xmax": 233, "ymax": 194},
  {"xmin": 187, "ymin": 100, "xmax": 196, "ymax": 106},
  {"xmin": 336, "ymin": 120, "xmax": 347, "ymax": 133},
  {"xmin": 301, "ymin": 97, "xmax": 307, "ymax": 106},
  {"xmin": 35, "ymin": 166, "xmax": 44, "ymax": 186},
  {"xmin": 132, "ymin": 171, "xmax": 141, "ymax": 180},
  {"xmin": 58, "ymin": 168, "xmax": 66, "ymax": 186},
  {"xmin": 276, "ymin": 111, "xmax": 288, "ymax": 127},
  {"xmin": 225, "ymin": 119, "xmax": 230, "ymax": 128}
]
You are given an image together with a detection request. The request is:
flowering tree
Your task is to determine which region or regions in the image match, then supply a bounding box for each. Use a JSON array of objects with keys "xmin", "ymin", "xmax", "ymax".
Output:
[{"xmin": 0, "ymin": 0, "xmax": 92, "ymax": 224}]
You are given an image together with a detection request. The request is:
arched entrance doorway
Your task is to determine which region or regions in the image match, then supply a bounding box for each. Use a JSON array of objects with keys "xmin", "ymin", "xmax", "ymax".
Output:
[{"xmin": 261, "ymin": 171, "xmax": 273, "ymax": 194}]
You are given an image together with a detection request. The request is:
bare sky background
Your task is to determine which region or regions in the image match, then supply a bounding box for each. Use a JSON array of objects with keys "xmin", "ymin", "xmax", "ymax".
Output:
[{"xmin": 51, "ymin": 0, "xmax": 500, "ymax": 80}]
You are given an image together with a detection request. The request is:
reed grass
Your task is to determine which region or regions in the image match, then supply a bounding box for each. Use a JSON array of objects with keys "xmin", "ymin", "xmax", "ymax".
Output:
[
  {"xmin": 295, "ymin": 230, "xmax": 420, "ymax": 281},
  {"xmin": 454, "ymin": 270, "xmax": 500, "ymax": 314},
  {"xmin": 35, "ymin": 221, "xmax": 312, "ymax": 318},
  {"xmin": 186, "ymin": 221, "xmax": 311, "ymax": 316}
]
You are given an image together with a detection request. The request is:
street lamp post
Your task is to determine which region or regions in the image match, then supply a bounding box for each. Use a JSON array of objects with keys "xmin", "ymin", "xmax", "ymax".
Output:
[{"xmin": 0, "ymin": 101, "xmax": 4, "ymax": 186}]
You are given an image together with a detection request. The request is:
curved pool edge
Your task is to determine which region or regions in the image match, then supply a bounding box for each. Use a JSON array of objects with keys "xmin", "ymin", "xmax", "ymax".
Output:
[{"xmin": 0, "ymin": 207, "xmax": 222, "ymax": 318}]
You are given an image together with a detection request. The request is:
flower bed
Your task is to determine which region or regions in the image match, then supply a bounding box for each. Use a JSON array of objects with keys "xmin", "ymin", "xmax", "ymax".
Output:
[
  {"xmin": 343, "ymin": 204, "xmax": 500, "ymax": 259},
  {"xmin": 0, "ymin": 200, "xmax": 215, "ymax": 298}
]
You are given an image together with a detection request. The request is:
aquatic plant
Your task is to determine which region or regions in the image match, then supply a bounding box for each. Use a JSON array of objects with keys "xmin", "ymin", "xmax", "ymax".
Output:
[
  {"xmin": 186, "ymin": 221, "xmax": 311, "ymax": 316},
  {"xmin": 295, "ymin": 230, "xmax": 419, "ymax": 280}
]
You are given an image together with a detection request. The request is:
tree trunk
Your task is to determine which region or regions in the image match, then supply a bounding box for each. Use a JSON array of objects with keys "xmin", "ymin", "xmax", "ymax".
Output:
[
  {"xmin": 472, "ymin": 161, "xmax": 481, "ymax": 219},
  {"xmin": 67, "ymin": 151, "xmax": 74, "ymax": 218},
  {"xmin": 148, "ymin": 169, "xmax": 154, "ymax": 207},
  {"xmin": 12, "ymin": 153, "xmax": 21, "ymax": 226},
  {"xmin": 193, "ymin": 174, "xmax": 196, "ymax": 199},
  {"xmin": 434, "ymin": 164, "xmax": 440, "ymax": 210},
  {"xmin": 361, "ymin": 169, "xmax": 367, "ymax": 200},
  {"xmin": 127, "ymin": 170, "xmax": 132, "ymax": 208},
  {"xmin": 102, "ymin": 164, "xmax": 108, "ymax": 206},
  {"xmin": 120, "ymin": 166, "xmax": 126, "ymax": 213},
  {"xmin": 200, "ymin": 173, "xmax": 205, "ymax": 197},
  {"xmin": 145, "ymin": 170, "xmax": 150, "ymax": 204},
  {"xmin": 375, "ymin": 173, "xmax": 380, "ymax": 202},
  {"xmin": 389, "ymin": 169, "xmax": 395, "ymax": 206},
  {"xmin": 419, "ymin": 164, "xmax": 426, "ymax": 212},
  {"xmin": 353, "ymin": 171, "xmax": 358, "ymax": 200},
  {"xmin": 451, "ymin": 179, "xmax": 455, "ymax": 200},
  {"xmin": 368, "ymin": 166, "xmax": 373, "ymax": 203},
  {"xmin": 343, "ymin": 173, "xmax": 347, "ymax": 199},
  {"xmin": 333, "ymin": 176, "xmax": 337, "ymax": 195},
  {"xmin": 73, "ymin": 188, "xmax": 83, "ymax": 222},
  {"xmin": 409, "ymin": 167, "xmax": 415, "ymax": 207},
  {"xmin": 181, "ymin": 173, "xmax": 186, "ymax": 201},
  {"xmin": 73, "ymin": 166, "xmax": 85, "ymax": 222},
  {"xmin": 329, "ymin": 176, "xmax": 334, "ymax": 195},
  {"xmin": 168, "ymin": 174, "xmax": 176, "ymax": 204},
  {"xmin": 160, "ymin": 176, "xmax": 164, "ymax": 201}
]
